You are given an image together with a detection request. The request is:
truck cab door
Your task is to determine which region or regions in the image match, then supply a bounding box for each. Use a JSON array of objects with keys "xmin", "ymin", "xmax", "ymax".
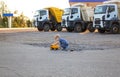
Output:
[
  {"xmin": 69, "ymin": 7, "xmax": 80, "ymax": 21},
  {"xmin": 106, "ymin": 5, "xmax": 117, "ymax": 20}
]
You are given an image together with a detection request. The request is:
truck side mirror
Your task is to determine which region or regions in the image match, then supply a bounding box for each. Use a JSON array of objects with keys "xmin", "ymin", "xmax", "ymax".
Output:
[
  {"xmin": 107, "ymin": 7, "xmax": 110, "ymax": 18},
  {"xmin": 94, "ymin": 8, "xmax": 95, "ymax": 12},
  {"xmin": 107, "ymin": 7, "xmax": 110, "ymax": 13},
  {"xmin": 107, "ymin": 7, "xmax": 112, "ymax": 13}
]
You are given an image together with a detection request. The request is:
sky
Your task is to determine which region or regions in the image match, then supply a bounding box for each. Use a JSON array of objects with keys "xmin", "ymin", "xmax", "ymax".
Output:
[{"xmin": 3, "ymin": 0, "xmax": 70, "ymax": 19}]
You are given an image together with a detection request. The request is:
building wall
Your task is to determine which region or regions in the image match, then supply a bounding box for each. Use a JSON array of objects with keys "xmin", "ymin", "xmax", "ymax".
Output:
[
  {"xmin": 69, "ymin": 2, "xmax": 103, "ymax": 7},
  {"xmin": 69, "ymin": 0, "xmax": 108, "ymax": 7},
  {"xmin": 69, "ymin": 0, "xmax": 107, "ymax": 2}
]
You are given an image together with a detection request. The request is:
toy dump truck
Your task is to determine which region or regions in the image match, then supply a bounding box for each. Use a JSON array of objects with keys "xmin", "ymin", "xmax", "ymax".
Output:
[{"xmin": 50, "ymin": 44, "xmax": 60, "ymax": 50}]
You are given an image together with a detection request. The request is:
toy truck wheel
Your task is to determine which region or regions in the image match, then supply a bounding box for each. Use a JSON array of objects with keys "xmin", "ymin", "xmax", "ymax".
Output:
[
  {"xmin": 98, "ymin": 29, "xmax": 105, "ymax": 33},
  {"xmin": 74, "ymin": 23, "xmax": 82, "ymax": 33},
  {"xmin": 88, "ymin": 23, "xmax": 95, "ymax": 32},
  {"xmin": 43, "ymin": 24, "xmax": 50, "ymax": 32},
  {"xmin": 110, "ymin": 24, "xmax": 119, "ymax": 34},
  {"xmin": 56, "ymin": 24, "xmax": 62, "ymax": 31},
  {"xmin": 50, "ymin": 48, "xmax": 54, "ymax": 50},
  {"xmin": 54, "ymin": 48, "xmax": 57, "ymax": 50}
]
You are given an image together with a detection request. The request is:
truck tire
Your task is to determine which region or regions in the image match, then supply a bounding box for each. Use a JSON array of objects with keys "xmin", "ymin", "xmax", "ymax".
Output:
[
  {"xmin": 74, "ymin": 23, "xmax": 82, "ymax": 33},
  {"xmin": 51, "ymin": 28, "xmax": 56, "ymax": 31},
  {"xmin": 82, "ymin": 28, "xmax": 87, "ymax": 32},
  {"xmin": 87, "ymin": 23, "xmax": 95, "ymax": 32},
  {"xmin": 110, "ymin": 24, "xmax": 119, "ymax": 34},
  {"xmin": 98, "ymin": 29, "xmax": 105, "ymax": 33},
  {"xmin": 43, "ymin": 24, "xmax": 50, "ymax": 32},
  {"xmin": 66, "ymin": 27, "xmax": 73, "ymax": 32},
  {"xmin": 56, "ymin": 24, "xmax": 62, "ymax": 31},
  {"xmin": 82, "ymin": 25, "xmax": 87, "ymax": 32},
  {"xmin": 37, "ymin": 26, "xmax": 43, "ymax": 31}
]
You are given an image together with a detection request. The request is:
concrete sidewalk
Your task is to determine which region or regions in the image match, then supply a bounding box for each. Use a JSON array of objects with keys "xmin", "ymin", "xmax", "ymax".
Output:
[{"xmin": 0, "ymin": 28, "xmax": 37, "ymax": 33}]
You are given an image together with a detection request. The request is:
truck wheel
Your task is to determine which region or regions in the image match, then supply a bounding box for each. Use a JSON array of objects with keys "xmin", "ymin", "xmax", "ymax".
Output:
[
  {"xmin": 66, "ymin": 27, "xmax": 73, "ymax": 32},
  {"xmin": 110, "ymin": 24, "xmax": 119, "ymax": 34},
  {"xmin": 87, "ymin": 23, "xmax": 95, "ymax": 32},
  {"xmin": 98, "ymin": 29, "xmax": 105, "ymax": 33},
  {"xmin": 82, "ymin": 27, "xmax": 87, "ymax": 32},
  {"xmin": 74, "ymin": 23, "xmax": 82, "ymax": 33},
  {"xmin": 37, "ymin": 26, "xmax": 43, "ymax": 31},
  {"xmin": 43, "ymin": 24, "xmax": 50, "ymax": 32},
  {"xmin": 56, "ymin": 24, "xmax": 62, "ymax": 31}
]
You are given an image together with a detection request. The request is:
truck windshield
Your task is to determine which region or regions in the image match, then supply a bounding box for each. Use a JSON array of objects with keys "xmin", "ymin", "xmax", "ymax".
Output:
[
  {"xmin": 63, "ymin": 8, "xmax": 70, "ymax": 15},
  {"xmin": 94, "ymin": 5, "xmax": 107, "ymax": 14},
  {"xmin": 34, "ymin": 10, "xmax": 46, "ymax": 16},
  {"xmin": 71, "ymin": 8, "xmax": 78, "ymax": 14},
  {"xmin": 40, "ymin": 10, "xmax": 46, "ymax": 16}
]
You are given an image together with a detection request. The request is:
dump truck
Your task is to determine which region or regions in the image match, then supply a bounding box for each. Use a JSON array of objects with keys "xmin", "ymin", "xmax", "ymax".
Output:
[
  {"xmin": 93, "ymin": 0, "xmax": 120, "ymax": 33},
  {"xmin": 65, "ymin": 3, "xmax": 94, "ymax": 32},
  {"xmin": 33, "ymin": 7, "xmax": 63, "ymax": 31}
]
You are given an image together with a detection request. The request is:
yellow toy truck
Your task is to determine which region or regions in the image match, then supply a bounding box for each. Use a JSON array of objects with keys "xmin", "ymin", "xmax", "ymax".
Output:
[{"xmin": 50, "ymin": 44, "xmax": 60, "ymax": 50}]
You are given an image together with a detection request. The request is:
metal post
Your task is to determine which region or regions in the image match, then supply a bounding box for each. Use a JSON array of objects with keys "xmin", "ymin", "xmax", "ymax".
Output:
[{"xmin": 8, "ymin": 16, "xmax": 12, "ymax": 28}]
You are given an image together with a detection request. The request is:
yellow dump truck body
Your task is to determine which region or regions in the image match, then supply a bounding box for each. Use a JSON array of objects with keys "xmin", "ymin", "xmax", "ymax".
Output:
[{"xmin": 47, "ymin": 7, "xmax": 63, "ymax": 23}]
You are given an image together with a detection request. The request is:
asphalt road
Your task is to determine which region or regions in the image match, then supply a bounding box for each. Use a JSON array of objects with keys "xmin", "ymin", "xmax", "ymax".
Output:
[{"xmin": 0, "ymin": 28, "xmax": 120, "ymax": 77}]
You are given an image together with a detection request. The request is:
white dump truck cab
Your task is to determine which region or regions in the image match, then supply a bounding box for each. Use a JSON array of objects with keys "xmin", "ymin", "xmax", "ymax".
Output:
[
  {"xmin": 67, "ymin": 5, "xmax": 93, "ymax": 32},
  {"xmin": 93, "ymin": 2, "xmax": 120, "ymax": 33},
  {"xmin": 33, "ymin": 9, "xmax": 49, "ymax": 27},
  {"xmin": 61, "ymin": 8, "xmax": 70, "ymax": 28},
  {"xmin": 33, "ymin": 7, "xmax": 63, "ymax": 32},
  {"xmin": 67, "ymin": 7, "xmax": 83, "ymax": 32},
  {"xmin": 69, "ymin": 7, "xmax": 81, "ymax": 21}
]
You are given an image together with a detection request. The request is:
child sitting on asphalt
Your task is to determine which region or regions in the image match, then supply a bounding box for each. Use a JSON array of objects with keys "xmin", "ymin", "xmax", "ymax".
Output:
[{"xmin": 52, "ymin": 34, "xmax": 69, "ymax": 51}]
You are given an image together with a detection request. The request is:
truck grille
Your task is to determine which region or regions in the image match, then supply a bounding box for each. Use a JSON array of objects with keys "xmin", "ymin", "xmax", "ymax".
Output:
[{"xmin": 95, "ymin": 18, "xmax": 100, "ymax": 24}]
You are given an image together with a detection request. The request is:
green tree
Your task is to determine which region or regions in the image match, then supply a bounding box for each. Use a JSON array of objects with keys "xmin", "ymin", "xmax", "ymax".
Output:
[
  {"xmin": 26, "ymin": 20, "xmax": 32, "ymax": 27},
  {"xmin": 12, "ymin": 12, "xmax": 30, "ymax": 28},
  {"xmin": 0, "ymin": 1, "xmax": 11, "ymax": 28},
  {"xmin": 2, "ymin": 17, "xmax": 8, "ymax": 27}
]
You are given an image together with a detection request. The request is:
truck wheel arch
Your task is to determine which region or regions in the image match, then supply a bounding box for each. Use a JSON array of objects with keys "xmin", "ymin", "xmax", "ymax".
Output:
[
  {"xmin": 110, "ymin": 23, "xmax": 120, "ymax": 34},
  {"xmin": 87, "ymin": 23, "xmax": 95, "ymax": 32},
  {"xmin": 110, "ymin": 21, "xmax": 119, "ymax": 28},
  {"xmin": 43, "ymin": 22, "xmax": 50, "ymax": 32},
  {"xmin": 37, "ymin": 22, "xmax": 43, "ymax": 31},
  {"xmin": 56, "ymin": 23, "xmax": 62, "ymax": 31},
  {"xmin": 74, "ymin": 22, "xmax": 83, "ymax": 33}
]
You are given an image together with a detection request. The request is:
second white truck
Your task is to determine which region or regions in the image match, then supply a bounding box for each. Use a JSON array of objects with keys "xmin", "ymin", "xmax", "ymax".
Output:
[{"xmin": 66, "ymin": 3, "xmax": 94, "ymax": 32}]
